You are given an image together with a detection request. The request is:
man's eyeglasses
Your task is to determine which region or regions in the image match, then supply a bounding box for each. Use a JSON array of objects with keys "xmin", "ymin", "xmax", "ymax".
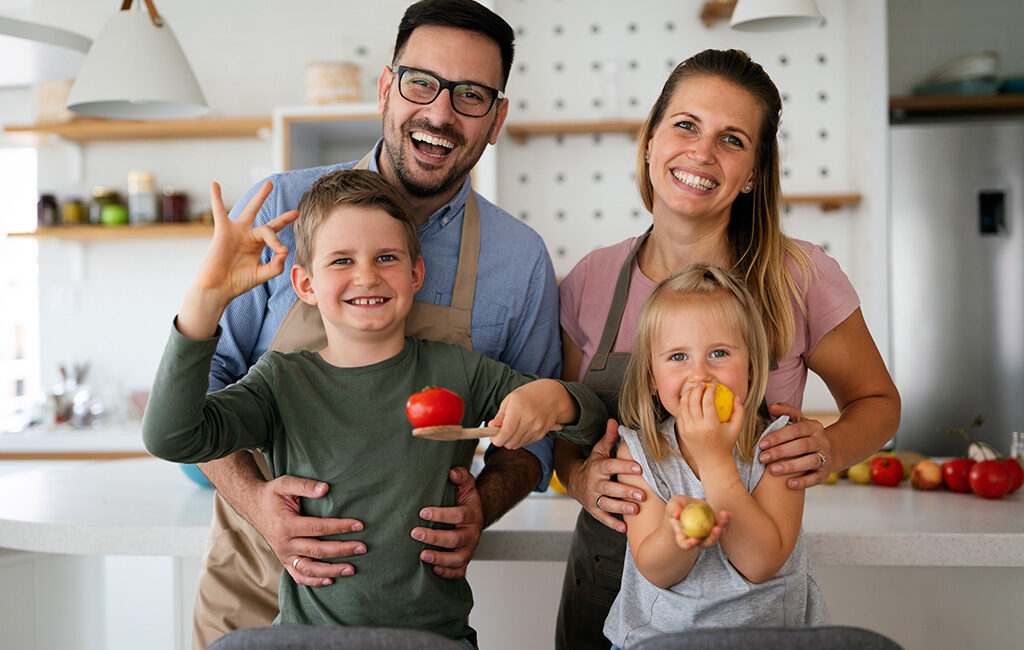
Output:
[{"xmin": 390, "ymin": 65, "xmax": 505, "ymax": 118}]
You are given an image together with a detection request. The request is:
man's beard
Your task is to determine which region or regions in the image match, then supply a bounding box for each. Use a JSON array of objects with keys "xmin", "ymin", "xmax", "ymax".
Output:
[{"xmin": 381, "ymin": 96, "xmax": 489, "ymax": 198}]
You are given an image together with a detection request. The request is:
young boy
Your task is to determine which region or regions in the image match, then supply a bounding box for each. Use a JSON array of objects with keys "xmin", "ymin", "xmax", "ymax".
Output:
[{"xmin": 142, "ymin": 170, "xmax": 606, "ymax": 642}]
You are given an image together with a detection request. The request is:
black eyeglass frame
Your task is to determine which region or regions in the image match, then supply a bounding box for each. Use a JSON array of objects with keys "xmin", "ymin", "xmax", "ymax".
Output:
[{"xmin": 389, "ymin": 65, "xmax": 506, "ymax": 117}]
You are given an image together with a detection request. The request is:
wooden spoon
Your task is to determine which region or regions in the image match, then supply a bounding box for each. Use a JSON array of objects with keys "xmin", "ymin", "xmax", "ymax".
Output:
[{"xmin": 411, "ymin": 425, "xmax": 500, "ymax": 441}]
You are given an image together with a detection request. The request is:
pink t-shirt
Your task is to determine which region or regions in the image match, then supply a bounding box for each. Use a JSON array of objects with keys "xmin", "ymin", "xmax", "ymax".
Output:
[{"xmin": 558, "ymin": 237, "xmax": 859, "ymax": 409}]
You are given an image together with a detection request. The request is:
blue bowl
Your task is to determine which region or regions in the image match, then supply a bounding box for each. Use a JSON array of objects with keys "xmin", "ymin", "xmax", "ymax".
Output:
[{"xmin": 180, "ymin": 463, "xmax": 213, "ymax": 488}]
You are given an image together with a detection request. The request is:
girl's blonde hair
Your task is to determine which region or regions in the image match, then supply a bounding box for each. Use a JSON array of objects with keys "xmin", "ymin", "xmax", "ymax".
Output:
[
  {"xmin": 619, "ymin": 264, "xmax": 770, "ymax": 463},
  {"xmin": 635, "ymin": 49, "xmax": 811, "ymax": 361}
]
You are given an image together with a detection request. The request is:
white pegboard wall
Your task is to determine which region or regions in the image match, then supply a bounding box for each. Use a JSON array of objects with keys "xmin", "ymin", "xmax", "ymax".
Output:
[{"xmin": 495, "ymin": 0, "xmax": 855, "ymax": 277}]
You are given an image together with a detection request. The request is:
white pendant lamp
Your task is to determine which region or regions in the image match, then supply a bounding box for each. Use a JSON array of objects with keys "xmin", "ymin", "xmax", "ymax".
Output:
[
  {"xmin": 67, "ymin": 0, "xmax": 207, "ymax": 120},
  {"xmin": 0, "ymin": 16, "xmax": 91, "ymax": 87},
  {"xmin": 730, "ymin": 0, "xmax": 825, "ymax": 32}
]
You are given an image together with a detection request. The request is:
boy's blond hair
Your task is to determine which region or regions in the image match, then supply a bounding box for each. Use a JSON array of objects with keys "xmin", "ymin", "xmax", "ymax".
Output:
[
  {"xmin": 295, "ymin": 169, "xmax": 419, "ymax": 270},
  {"xmin": 619, "ymin": 264, "xmax": 770, "ymax": 463}
]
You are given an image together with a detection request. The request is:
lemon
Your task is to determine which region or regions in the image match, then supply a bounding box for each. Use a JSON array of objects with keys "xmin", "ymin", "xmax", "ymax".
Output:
[
  {"xmin": 706, "ymin": 383, "xmax": 734, "ymax": 422},
  {"xmin": 549, "ymin": 470, "xmax": 568, "ymax": 495}
]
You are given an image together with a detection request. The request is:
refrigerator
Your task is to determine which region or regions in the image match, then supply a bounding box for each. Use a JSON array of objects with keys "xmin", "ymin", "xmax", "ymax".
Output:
[{"xmin": 890, "ymin": 121, "xmax": 1024, "ymax": 456}]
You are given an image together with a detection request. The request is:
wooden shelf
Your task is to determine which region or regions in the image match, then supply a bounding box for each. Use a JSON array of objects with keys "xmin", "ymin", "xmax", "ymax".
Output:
[
  {"xmin": 8, "ymin": 223, "xmax": 213, "ymax": 241},
  {"xmin": 505, "ymin": 119, "xmax": 643, "ymax": 143},
  {"xmin": 890, "ymin": 94, "xmax": 1024, "ymax": 123},
  {"xmin": 783, "ymin": 194, "xmax": 861, "ymax": 212},
  {"xmin": 3, "ymin": 117, "xmax": 271, "ymax": 144}
]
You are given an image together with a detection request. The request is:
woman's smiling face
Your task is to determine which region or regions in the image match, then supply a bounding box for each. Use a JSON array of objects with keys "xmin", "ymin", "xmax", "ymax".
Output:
[{"xmin": 645, "ymin": 74, "xmax": 763, "ymax": 224}]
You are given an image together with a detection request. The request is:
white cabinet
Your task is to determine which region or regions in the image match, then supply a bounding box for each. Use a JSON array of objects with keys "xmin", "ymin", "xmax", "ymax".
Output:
[{"xmin": 273, "ymin": 103, "xmax": 382, "ymax": 172}]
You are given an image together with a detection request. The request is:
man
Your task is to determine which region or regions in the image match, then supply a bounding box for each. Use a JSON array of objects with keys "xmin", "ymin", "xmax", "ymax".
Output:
[{"xmin": 191, "ymin": 1, "xmax": 560, "ymax": 647}]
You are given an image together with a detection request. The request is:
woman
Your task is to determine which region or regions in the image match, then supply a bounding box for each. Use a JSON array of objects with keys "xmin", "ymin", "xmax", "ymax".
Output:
[{"xmin": 552, "ymin": 49, "xmax": 900, "ymax": 650}]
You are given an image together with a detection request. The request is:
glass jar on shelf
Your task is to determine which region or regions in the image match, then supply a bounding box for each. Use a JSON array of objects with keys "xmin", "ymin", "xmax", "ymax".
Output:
[
  {"xmin": 161, "ymin": 187, "xmax": 189, "ymax": 223},
  {"xmin": 61, "ymin": 197, "xmax": 86, "ymax": 224},
  {"xmin": 89, "ymin": 187, "xmax": 121, "ymax": 225},
  {"xmin": 128, "ymin": 171, "xmax": 158, "ymax": 224},
  {"xmin": 37, "ymin": 193, "xmax": 59, "ymax": 226}
]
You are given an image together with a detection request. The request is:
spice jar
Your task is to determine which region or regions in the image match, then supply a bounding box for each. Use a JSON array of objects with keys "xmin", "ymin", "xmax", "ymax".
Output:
[
  {"xmin": 162, "ymin": 188, "xmax": 189, "ymax": 223},
  {"xmin": 128, "ymin": 171, "xmax": 158, "ymax": 224},
  {"xmin": 37, "ymin": 194, "xmax": 59, "ymax": 226},
  {"xmin": 62, "ymin": 198, "xmax": 86, "ymax": 224},
  {"xmin": 89, "ymin": 188, "xmax": 121, "ymax": 225}
]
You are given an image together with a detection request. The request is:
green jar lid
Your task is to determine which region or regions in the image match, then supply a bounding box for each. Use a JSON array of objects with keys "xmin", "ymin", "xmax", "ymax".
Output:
[{"xmin": 101, "ymin": 203, "xmax": 129, "ymax": 226}]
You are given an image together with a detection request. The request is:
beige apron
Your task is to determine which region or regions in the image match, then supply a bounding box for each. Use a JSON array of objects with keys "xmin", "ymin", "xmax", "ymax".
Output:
[
  {"xmin": 554, "ymin": 231, "xmax": 647, "ymax": 650},
  {"xmin": 191, "ymin": 153, "xmax": 481, "ymax": 649}
]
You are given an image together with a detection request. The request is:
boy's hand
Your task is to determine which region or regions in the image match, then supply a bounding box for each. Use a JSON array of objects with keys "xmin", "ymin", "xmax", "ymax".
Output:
[
  {"xmin": 488, "ymin": 379, "xmax": 571, "ymax": 449},
  {"xmin": 177, "ymin": 182, "xmax": 297, "ymax": 339},
  {"xmin": 665, "ymin": 495, "xmax": 730, "ymax": 551},
  {"xmin": 194, "ymin": 181, "xmax": 297, "ymax": 301},
  {"xmin": 678, "ymin": 383, "xmax": 743, "ymax": 466}
]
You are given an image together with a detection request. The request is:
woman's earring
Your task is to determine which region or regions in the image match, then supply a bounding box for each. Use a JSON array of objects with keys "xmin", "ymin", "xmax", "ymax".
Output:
[
  {"xmin": 644, "ymin": 153, "xmax": 650, "ymax": 162},
  {"xmin": 744, "ymin": 184, "xmax": 752, "ymax": 193}
]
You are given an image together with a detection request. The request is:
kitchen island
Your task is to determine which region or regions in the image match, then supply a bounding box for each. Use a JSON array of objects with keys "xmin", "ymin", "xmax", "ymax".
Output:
[{"xmin": 0, "ymin": 458, "xmax": 1021, "ymax": 649}]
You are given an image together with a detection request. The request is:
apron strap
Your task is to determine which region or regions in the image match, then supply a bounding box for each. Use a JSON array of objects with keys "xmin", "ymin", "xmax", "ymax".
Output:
[
  {"xmin": 450, "ymin": 193, "xmax": 479, "ymax": 314},
  {"xmin": 589, "ymin": 227, "xmax": 651, "ymax": 371},
  {"xmin": 353, "ymin": 151, "xmax": 374, "ymax": 170}
]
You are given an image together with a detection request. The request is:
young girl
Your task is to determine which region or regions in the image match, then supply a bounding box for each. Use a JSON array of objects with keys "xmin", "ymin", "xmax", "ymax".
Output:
[{"xmin": 604, "ymin": 264, "xmax": 829, "ymax": 649}]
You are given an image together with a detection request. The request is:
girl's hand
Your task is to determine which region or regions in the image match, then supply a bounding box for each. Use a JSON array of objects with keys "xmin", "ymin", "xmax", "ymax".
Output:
[
  {"xmin": 192, "ymin": 181, "xmax": 298, "ymax": 304},
  {"xmin": 666, "ymin": 495, "xmax": 730, "ymax": 551},
  {"xmin": 677, "ymin": 383, "xmax": 742, "ymax": 465},
  {"xmin": 488, "ymin": 379, "xmax": 570, "ymax": 449},
  {"xmin": 760, "ymin": 403, "xmax": 833, "ymax": 489}
]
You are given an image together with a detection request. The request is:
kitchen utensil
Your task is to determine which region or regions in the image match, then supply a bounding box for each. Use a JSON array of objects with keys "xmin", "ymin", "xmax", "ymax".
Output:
[
  {"xmin": 913, "ymin": 78, "xmax": 1000, "ymax": 97},
  {"xmin": 1001, "ymin": 76, "xmax": 1024, "ymax": 93},
  {"xmin": 412, "ymin": 425, "xmax": 500, "ymax": 441},
  {"xmin": 924, "ymin": 51, "xmax": 999, "ymax": 83}
]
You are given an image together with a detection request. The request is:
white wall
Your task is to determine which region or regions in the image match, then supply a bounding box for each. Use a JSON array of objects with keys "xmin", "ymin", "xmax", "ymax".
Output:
[
  {"xmin": 4, "ymin": 0, "xmax": 418, "ymax": 394},
  {"xmin": 3, "ymin": 0, "xmax": 893, "ymax": 408}
]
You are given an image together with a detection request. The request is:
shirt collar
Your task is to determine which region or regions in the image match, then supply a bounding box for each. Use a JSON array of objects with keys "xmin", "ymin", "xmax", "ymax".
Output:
[{"xmin": 367, "ymin": 138, "xmax": 472, "ymax": 234}]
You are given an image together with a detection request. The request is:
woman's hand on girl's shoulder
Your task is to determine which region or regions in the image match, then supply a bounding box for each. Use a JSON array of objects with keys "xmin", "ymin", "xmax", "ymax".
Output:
[
  {"xmin": 758, "ymin": 403, "xmax": 833, "ymax": 489},
  {"xmin": 666, "ymin": 495, "xmax": 730, "ymax": 551}
]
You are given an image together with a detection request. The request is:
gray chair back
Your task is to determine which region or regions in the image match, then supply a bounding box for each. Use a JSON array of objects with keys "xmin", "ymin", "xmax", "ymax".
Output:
[
  {"xmin": 205, "ymin": 625, "xmax": 468, "ymax": 650},
  {"xmin": 631, "ymin": 626, "xmax": 902, "ymax": 650}
]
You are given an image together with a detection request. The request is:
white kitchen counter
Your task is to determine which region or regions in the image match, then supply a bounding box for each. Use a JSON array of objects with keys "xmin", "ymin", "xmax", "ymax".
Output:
[
  {"xmin": 0, "ymin": 421, "xmax": 147, "ymax": 459},
  {"xmin": 0, "ymin": 457, "xmax": 1021, "ymax": 567}
]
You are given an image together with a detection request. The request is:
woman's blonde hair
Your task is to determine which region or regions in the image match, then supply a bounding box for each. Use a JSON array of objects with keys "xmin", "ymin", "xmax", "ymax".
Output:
[
  {"xmin": 635, "ymin": 49, "xmax": 810, "ymax": 361},
  {"xmin": 619, "ymin": 264, "xmax": 770, "ymax": 463}
]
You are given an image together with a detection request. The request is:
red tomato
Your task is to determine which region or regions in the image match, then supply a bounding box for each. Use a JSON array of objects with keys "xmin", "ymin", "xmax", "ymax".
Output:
[
  {"xmin": 405, "ymin": 387, "xmax": 464, "ymax": 428},
  {"xmin": 941, "ymin": 458, "xmax": 975, "ymax": 493},
  {"xmin": 968, "ymin": 460, "xmax": 1011, "ymax": 499},
  {"xmin": 870, "ymin": 457, "xmax": 903, "ymax": 487},
  {"xmin": 1002, "ymin": 458, "xmax": 1024, "ymax": 494}
]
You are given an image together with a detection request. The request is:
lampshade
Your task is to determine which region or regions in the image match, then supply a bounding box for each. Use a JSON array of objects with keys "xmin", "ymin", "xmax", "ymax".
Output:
[
  {"xmin": 730, "ymin": 0, "xmax": 825, "ymax": 32},
  {"xmin": 67, "ymin": 0, "xmax": 207, "ymax": 120},
  {"xmin": 0, "ymin": 16, "xmax": 91, "ymax": 87}
]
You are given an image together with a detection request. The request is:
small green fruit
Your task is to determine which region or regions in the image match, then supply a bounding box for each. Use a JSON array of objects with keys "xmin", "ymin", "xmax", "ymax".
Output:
[
  {"xmin": 679, "ymin": 502, "xmax": 716, "ymax": 539},
  {"xmin": 848, "ymin": 461, "xmax": 872, "ymax": 484}
]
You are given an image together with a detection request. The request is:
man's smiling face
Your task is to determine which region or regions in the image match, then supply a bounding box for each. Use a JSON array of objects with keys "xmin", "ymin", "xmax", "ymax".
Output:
[{"xmin": 377, "ymin": 24, "xmax": 508, "ymax": 200}]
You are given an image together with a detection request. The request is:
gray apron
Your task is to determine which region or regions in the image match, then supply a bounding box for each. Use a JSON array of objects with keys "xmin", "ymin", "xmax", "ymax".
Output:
[
  {"xmin": 191, "ymin": 151, "xmax": 481, "ymax": 649},
  {"xmin": 554, "ymin": 230, "xmax": 649, "ymax": 650}
]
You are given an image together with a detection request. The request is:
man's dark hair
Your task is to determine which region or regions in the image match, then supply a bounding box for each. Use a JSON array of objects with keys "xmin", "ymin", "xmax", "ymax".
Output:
[{"xmin": 392, "ymin": 0, "xmax": 515, "ymax": 89}]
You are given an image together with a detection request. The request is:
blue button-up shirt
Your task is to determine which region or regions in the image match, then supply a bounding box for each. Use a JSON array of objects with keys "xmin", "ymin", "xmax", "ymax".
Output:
[{"xmin": 209, "ymin": 140, "xmax": 561, "ymax": 487}]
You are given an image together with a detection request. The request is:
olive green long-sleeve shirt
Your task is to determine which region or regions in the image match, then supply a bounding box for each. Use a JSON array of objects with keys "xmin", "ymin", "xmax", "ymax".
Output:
[{"xmin": 143, "ymin": 326, "xmax": 606, "ymax": 639}]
